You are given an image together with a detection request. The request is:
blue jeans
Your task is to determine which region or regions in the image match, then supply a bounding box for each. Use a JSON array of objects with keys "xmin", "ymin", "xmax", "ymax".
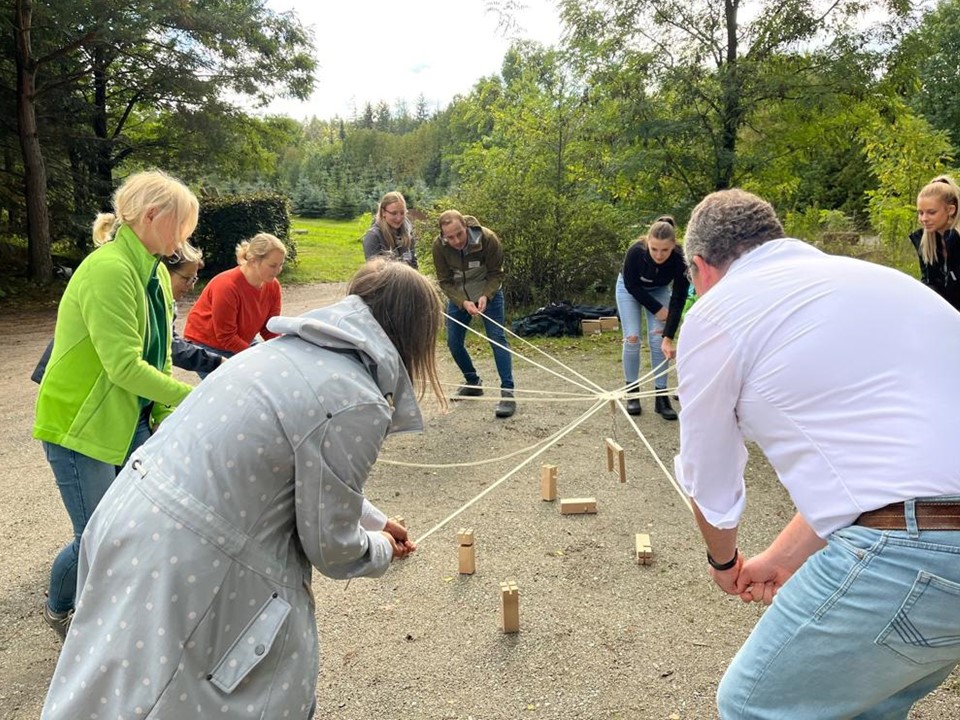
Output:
[
  {"xmin": 446, "ymin": 291, "xmax": 514, "ymax": 390},
  {"xmin": 43, "ymin": 410, "xmax": 152, "ymax": 613},
  {"xmin": 615, "ymin": 275, "xmax": 670, "ymax": 390},
  {"xmin": 718, "ymin": 501, "xmax": 960, "ymax": 719}
]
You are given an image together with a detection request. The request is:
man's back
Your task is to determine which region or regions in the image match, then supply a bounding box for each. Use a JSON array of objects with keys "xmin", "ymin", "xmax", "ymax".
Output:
[{"xmin": 677, "ymin": 238, "xmax": 960, "ymax": 535}]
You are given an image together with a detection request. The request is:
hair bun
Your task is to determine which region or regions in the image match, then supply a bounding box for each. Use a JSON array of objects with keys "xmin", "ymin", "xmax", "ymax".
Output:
[{"xmin": 655, "ymin": 215, "xmax": 676, "ymax": 227}]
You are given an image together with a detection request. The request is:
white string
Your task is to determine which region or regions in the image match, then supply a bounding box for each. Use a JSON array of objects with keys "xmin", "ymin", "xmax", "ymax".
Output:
[
  {"xmin": 444, "ymin": 311, "xmax": 600, "ymax": 394},
  {"xmin": 413, "ymin": 398, "xmax": 609, "ymax": 544}
]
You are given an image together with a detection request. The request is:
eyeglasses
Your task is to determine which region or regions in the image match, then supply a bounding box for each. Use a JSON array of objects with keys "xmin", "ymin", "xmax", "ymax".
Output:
[{"xmin": 172, "ymin": 270, "xmax": 199, "ymax": 285}]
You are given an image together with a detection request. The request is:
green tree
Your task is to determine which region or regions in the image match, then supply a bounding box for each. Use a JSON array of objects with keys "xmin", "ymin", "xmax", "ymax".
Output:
[
  {"xmin": 559, "ymin": 0, "xmax": 906, "ymax": 193},
  {"xmin": 9, "ymin": 0, "xmax": 316, "ymax": 281}
]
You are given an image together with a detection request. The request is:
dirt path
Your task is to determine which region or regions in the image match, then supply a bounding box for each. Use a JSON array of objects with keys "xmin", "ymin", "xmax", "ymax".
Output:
[{"xmin": 0, "ymin": 283, "xmax": 957, "ymax": 719}]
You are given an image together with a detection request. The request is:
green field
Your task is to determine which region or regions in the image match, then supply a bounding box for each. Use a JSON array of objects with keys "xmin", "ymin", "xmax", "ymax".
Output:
[{"xmin": 281, "ymin": 215, "xmax": 373, "ymax": 284}]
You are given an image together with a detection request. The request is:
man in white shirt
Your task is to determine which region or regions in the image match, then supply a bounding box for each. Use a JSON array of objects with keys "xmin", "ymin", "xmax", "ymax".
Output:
[{"xmin": 675, "ymin": 188, "xmax": 960, "ymax": 719}]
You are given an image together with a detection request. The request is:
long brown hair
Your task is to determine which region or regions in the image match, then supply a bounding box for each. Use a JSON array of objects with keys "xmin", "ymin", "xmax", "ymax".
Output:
[
  {"xmin": 347, "ymin": 258, "xmax": 445, "ymax": 407},
  {"xmin": 375, "ymin": 191, "xmax": 413, "ymax": 253}
]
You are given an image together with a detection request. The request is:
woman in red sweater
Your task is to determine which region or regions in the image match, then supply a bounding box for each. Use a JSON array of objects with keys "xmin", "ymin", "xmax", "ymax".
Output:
[{"xmin": 184, "ymin": 232, "xmax": 286, "ymax": 376}]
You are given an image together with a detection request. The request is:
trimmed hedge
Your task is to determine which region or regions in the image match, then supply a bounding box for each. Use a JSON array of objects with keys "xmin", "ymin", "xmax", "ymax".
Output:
[{"xmin": 193, "ymin": 193, "xmax": 296, "ymax": 276}]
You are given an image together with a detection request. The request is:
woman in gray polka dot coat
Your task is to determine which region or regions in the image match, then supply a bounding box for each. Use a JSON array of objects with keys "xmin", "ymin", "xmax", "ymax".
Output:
[{"xmin": 41, "ymin": 259, "xmax": 445, "ymax": 719}]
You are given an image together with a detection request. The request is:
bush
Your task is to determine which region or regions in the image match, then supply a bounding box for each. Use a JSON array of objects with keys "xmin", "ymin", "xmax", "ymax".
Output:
[{"xmin": 193, "ymin": 193, "xmax": 296, "ymax": 276}]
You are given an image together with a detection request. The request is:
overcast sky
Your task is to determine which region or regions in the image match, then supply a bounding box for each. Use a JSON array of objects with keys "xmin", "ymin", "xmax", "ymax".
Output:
[{"xmin": 255, "ymin": 0, "xmax": 564, "ymax": 120}]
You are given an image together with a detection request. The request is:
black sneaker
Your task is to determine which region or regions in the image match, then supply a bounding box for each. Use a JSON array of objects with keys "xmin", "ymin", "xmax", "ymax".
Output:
[
  {"xmin": 626, "ymin": 398, "xmax": 642, "ymax": 416},
  {"xmin": 455, "ymin": 380, "xmax": 484, "ymax": 397},
  {"xmin": 495, "ymin": 390, "xmax": 516, "ymax": 418}
]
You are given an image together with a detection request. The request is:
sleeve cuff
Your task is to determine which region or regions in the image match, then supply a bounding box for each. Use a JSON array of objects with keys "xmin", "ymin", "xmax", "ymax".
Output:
[{"xmin": 360, "ymin": 498, "xmax": 387, "ymax": 531}]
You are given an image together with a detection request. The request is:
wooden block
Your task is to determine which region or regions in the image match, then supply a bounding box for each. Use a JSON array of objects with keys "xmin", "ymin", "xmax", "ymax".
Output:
[
  {"xmin": 605, "ymin": 438, "xmax": 626, "ymax": 482},
  {"xmin": 540, "ymin": 464, "xmax": 557, "ymax": 501},
  {"xmin": 560, "ymin": 497, "xmax": 598, "ymax": 514},
  {"xmin": 500, "ymin": 579, "xmax": 519, "ymax": 633},
  {"xmin": 456, "ymin": 528, "xmax": 474, "ymax": 546},
  {"xmin": 635, "ymin": 533, "xmax": 653, "ymax": 565},
  {"xmin": 581, "ymin": 319, "xmax": 602, "ymax": 335},
  {"xmin": 599, "ymin": 316, "xmax": 619, "ymax": 331},
  {"xmin": 459, "ymin": 543, "xmax": 476, "ymax": 574}
]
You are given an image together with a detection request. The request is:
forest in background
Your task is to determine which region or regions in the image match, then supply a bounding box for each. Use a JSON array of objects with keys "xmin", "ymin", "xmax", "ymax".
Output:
[{"xmin": 2, "ymin": 0, "xmax": 958, "ymax": 306}]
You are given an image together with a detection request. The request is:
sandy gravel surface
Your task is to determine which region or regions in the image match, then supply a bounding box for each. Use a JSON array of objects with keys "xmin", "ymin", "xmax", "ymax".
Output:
[{"xmin": 1, "ymin": 282, "xmax": 957, "ymax": 719}]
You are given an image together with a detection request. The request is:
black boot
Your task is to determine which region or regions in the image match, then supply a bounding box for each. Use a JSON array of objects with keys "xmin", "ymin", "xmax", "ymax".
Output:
[
  {"xmin": 655, "ymin": 394, "xmax": 677, "ymax": 421},
  {"xmin": 495, "ymin": 390, "xmax": 516, "ymax": 418},
  {"xmin": 626, "ymin": 384, "xmax": 642, "ymax": 416}
]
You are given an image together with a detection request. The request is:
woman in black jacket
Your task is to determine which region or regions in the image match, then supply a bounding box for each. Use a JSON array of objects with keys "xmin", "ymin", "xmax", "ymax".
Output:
[
  {"xmin": 912, "ymin": 175, "xmax": 960, "ymax": 312},
  {"xmin": 615, "ymin": 216, "xmax": 689, "ymax": 419}
]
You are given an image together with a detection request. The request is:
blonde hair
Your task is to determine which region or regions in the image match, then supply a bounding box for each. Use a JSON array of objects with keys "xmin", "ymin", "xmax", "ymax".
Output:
[
  {"xmin": 917, "ymin": 176, "xmax": 960, "ymax": 265},
  {"xmin": 92, "ymin": 170, "xmax": 199, "ymax": 248},
  {"xmin": 375, "ymin": 191, "xmax": 413, "ymax": 253},
  {"xmin": 161, "ymin": 244, "xmax": 203, "ymax": 272},
  {"xmin": 235, "ymin": 233, "xmax": 287, "ymax": 266},
  {"xmin": 347, "ymin": 258, "xmax": 446, "ymax": 407}
]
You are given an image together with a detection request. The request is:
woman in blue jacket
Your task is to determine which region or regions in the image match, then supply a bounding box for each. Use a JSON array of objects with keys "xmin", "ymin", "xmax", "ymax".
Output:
[{"xmin": 615, "ymin": 216, "xmax": 689, "ymax": 419}]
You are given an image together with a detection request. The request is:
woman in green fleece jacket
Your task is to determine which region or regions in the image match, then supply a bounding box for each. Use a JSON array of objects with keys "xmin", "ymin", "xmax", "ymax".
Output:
[{"xmin": 33, "ymin": 170, "xmax": 198, "ymax": 639}]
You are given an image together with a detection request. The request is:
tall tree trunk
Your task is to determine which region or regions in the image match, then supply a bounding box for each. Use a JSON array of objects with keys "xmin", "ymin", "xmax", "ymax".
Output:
[
  {"xmin": 716, "ymin": 0, "xmax": 741, "ymax": 191},
  {"xmin": 15, "ymin": 0, "xmax": 54, "ymax": 283},
  {"xmin": 91, "ymin": 44, "xmax": 113, "ymax": 211}
]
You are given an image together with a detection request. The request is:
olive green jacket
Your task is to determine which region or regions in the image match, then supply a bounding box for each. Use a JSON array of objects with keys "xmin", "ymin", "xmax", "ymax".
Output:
[{"xmin": 431, "ymin": 220, "xmax": 505, "ymax": 308}]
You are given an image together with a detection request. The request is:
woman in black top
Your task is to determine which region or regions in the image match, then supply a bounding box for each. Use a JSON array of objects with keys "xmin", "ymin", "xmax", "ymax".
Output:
[
  {"xmin": 614, "ymin": 216, "xmax": 690, "ymax": 419},
  {"xmin": 911, "ymin": 175, "xmax": 960, "ymax": 312}
]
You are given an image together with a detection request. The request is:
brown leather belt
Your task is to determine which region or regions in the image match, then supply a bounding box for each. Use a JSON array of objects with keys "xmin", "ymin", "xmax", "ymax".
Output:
[{"xmin": 854, "ymin": 501, "xmax": 960, "ymax": 530}]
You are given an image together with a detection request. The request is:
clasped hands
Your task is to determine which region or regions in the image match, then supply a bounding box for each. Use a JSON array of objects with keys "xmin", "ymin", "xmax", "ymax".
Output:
[
  {"xmin": 381, "ymin": 518, "xmax": 416, "ymax": 560},
  {"xmin": 710, "ymin": 550, "xmax": 792, "ymax": 606}
]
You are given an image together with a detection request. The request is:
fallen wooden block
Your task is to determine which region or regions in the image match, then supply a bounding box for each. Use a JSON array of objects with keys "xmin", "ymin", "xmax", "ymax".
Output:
[
  {"xmin": 599, "ymin": 316, "xmax": 619, "ymax": 331},
  {"xmin": 540, "ymin": 464, "xmax": 558, "ymax": 501},
  {"xmin": 500, "ymin": 579, "xmax": 520, "ymax": 633},
  {"xmin": 635, "ymin": 533, "xmax": 653, "ymax": 565},
  {"xmin": 605, "ymin": 437, "xmax": 626, "ymax": 482},
  {"xmin": 581, "ymin": 319, "xmax": 602, "ymax": 335},
  {"xmin": 560, "ymin": 497, "xmax": 598, "ymax": 514}
]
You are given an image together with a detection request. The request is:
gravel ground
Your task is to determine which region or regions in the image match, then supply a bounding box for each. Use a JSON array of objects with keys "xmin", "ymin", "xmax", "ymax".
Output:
[{"xmin": 1, "ymin": 282, "xmax": 958, "ymax": 719}]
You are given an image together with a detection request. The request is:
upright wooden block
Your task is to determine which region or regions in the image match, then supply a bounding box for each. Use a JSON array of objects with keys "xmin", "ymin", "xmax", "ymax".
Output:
[
  {"xmin": 457, "ymin": 528, "xmax": 475, "ymax": 574},
  {"xmin": 500, "ymin": 579, "xmax": 520, "ymax": 633},
  {"xmin": 605, "ymin": 438, "xmax": 626, "ymax": 482},
  {"xmin": 560, "ymin": 497, "xmax": 598, "ymax": 514},
  {"xmin": 581, "ymin": 319, "xmax": 602, "ymax": 335},
  {"xmin": 599, "ymin": 316, "xmax": 620, "ymax": 331},
  {"xmin": 635, "ymin": 533, "xmax": 653, "ymax": 565},
  {"xmin": 540, "ymin": 464, "xmax": 558, "ymax": 501}
]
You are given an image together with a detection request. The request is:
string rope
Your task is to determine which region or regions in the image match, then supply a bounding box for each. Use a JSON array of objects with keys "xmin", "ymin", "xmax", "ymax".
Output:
[{"xmin": 413, "ymin": 398, "xmax": 609, "ymax": 544}]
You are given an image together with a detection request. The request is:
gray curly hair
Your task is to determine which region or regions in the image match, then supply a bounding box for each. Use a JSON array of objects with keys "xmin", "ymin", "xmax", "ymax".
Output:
[{"xmin": 684, "ymin": 189, "xmax": 784, "ymax": 270}]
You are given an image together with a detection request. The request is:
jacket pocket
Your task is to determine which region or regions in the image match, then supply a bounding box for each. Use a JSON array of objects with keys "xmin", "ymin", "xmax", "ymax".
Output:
[
  {"xmin": 875, "ymin": 571, "xmax": 960, "ymax": 666},
  {"xmin": 207, "ymin": 592, "xmax": 291, "ymax": 693}
]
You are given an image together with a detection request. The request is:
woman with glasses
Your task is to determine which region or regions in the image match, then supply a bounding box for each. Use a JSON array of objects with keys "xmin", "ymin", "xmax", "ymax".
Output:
[
  {"xmin": 161, "ymin": 249, "xmax": 224, "ymax": 375},
  {"xmin": 183, "ymin": 232, "xmax": 286, "ymax": 377},
  {"xmin": 33, "ymin": 170, "xmax": 198, "ymax": 640},
  {"xmin": 362, "ymin": 191, "xmax": 418, "ymax": 267}
]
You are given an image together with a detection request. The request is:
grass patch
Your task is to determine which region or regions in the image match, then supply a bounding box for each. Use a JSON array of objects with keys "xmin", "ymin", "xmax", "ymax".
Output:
[{"xmin": 281, "ymin": 215, "xmax": 372, "ymax": 284}]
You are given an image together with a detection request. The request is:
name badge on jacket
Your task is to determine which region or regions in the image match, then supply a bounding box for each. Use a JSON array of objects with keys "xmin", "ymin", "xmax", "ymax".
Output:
[{"xmin": 468, "ymin": 260, "xmax": 481, "ymax": 269}]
